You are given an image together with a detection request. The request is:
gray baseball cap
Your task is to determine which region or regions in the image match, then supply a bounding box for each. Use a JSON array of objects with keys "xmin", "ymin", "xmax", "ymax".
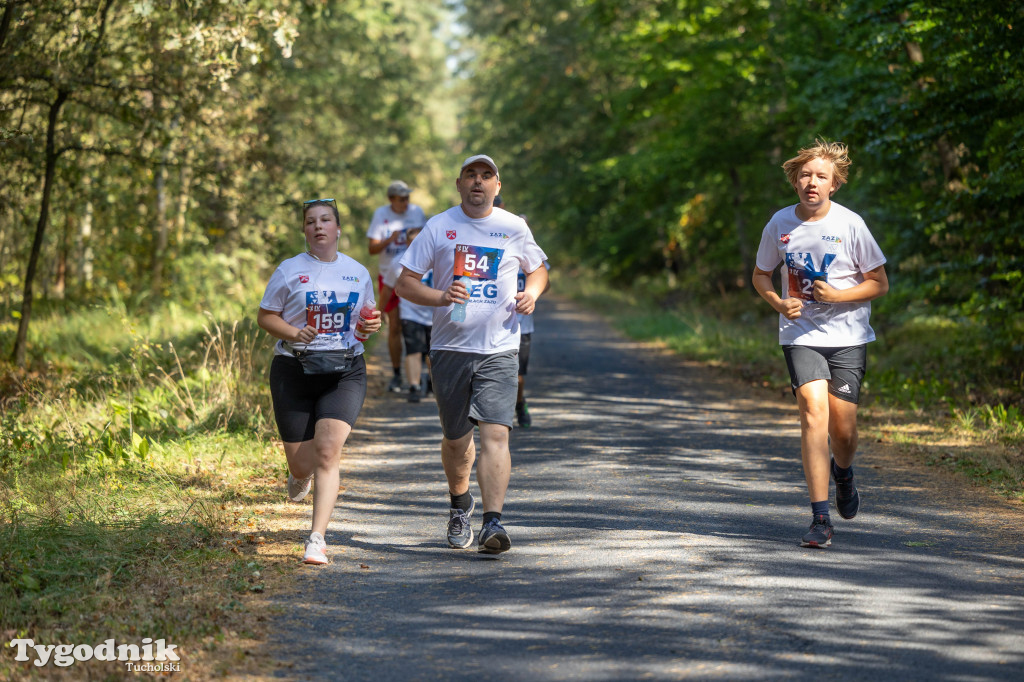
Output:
[
  {"xmin": 460, "ymin": 154, "xmax": 499, "ymax": 177},
  {"xmin": 387, "ymin": 180, "xmax": 411, "ymax": 197}
]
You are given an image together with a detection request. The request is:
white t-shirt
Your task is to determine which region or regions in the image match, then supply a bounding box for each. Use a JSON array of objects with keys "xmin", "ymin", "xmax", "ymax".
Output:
[
  {"xmin": 755, "ymin": 202, "xmax": 887, "ymax": 347},
  {"xmin": 366, "ymin": 204, "xmax": 427, "ymax": 275},
  {"xmin": 259, "ymin": 252, "xmax": 376, "ymax": 356},
  {"xmin": 516, "ymin": 260, "xmax": 550, "ymax": 335},
  {"xmin": 383, "ymin": 260, "xmax": 434, "ymax": 326},
  {"xmin": 399, "ymin": 205, "xmax": 547, "ymax": 354}
]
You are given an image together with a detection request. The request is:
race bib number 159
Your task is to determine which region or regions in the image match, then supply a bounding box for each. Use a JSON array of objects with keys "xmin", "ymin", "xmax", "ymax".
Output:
[
  {"xmin": 454, "ymin": 244, "xmax": 504, "ymax": 281},
  {"xmin": 306, "ymin": 290, "xmax": 359, "ymax": 334}
]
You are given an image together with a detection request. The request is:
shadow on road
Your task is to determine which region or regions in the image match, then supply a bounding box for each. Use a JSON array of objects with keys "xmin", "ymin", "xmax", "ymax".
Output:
[{"xmin": 270, "ymin": 297, "xmax": 1024, "ymax": 681}]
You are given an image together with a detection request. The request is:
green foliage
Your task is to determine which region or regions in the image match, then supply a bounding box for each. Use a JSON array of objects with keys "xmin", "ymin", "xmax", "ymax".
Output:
[
  {"xmin": 454, "ymin": 0, "xmax": 1024, "ymax": 406},
  {"xmin": 0, "ymin": 291, "xmax": 274, "ymax": 474},
  {"xmin": 0, "ymin": 1, "xmax": 454, "ymax": 363},
  {"xmin": 0, "ymin": 291, "xmax": 283, "ymax": 674}
]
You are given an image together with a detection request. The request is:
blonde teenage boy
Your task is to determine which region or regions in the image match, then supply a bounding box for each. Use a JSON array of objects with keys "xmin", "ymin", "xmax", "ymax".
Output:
[{"xmin": 752, "ymin": 139, "xmax": 889, "ymax": 549}]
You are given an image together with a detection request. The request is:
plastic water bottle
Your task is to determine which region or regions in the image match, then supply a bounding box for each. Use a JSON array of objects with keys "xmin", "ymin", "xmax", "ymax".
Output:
[
  {"xmin": 451, "ymin": 276, "xmax": 473, "ymax": 322},
  {"xmin": 353, "ymin": 302, "xmax": 377, "ymax": 342}
]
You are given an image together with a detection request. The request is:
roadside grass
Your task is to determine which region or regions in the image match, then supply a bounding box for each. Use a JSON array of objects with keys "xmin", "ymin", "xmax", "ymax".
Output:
[
  {"xmin": 553, "ymin": 268, "xmax": 1024, "ymax": 502},
  {"xmin": 0, "ymin": 296, "xmax": 298, "ymax": 680}
]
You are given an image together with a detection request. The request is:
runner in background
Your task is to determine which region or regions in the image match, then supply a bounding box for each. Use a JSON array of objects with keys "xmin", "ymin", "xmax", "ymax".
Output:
[
  {"xmin": 396, "ymin": 155, "xmax": 548, "ymax": 555},
  {"xmin": 367, "ymin": 180, "xmax": 427, "ymax": 393},
  {"xmin": 493, "ymin": 195, "xmax": 549, "ymax": 428},
  {"xmin": 752, "ymin": 139, "xmax": 888, "ymax": 550},
  {"xmin": 383, "ymin": 225, "xmax": 433, "ymax": 403}
]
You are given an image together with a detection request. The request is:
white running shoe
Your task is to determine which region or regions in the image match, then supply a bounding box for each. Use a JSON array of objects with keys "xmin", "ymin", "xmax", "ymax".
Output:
[
  {"xmin": 303, "ymin": 532, "xmax": 328, "ymax": 564},
  {"xmin": 287, "ymin": 472, "xmax": 313, "ymax": 502}
]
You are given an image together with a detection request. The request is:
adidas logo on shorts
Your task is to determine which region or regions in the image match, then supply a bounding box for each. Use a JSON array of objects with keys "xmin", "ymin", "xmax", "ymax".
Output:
[{"xmin": 837, "ymin": 383, "xmax": 852, "ymax": 394}]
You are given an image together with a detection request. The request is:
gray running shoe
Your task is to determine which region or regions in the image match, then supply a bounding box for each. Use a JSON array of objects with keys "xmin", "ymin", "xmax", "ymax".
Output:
[
  {"xmin": 387, "ymin": 375, "xmax": 403, "ymax": 393},
  {"xmin": 447, "ymin": 495, "xmax": 475, "ymax": 549},
  {"xmin": 478, "ymin": 518, "xmax": 511, "ymax": 554},
  {"xmin": 287, "ymin": 472, "xmax": 313, "ymax": 502}
]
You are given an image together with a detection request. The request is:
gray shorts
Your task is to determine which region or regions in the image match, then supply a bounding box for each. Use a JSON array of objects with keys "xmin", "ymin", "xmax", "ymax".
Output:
[
  {"xmin": 429, "ymin": 349, "xmax": 519, "ymax": 439},
  {"xmin": 783, "ymin": 344, "xmax": 867, "ymax": 404}
]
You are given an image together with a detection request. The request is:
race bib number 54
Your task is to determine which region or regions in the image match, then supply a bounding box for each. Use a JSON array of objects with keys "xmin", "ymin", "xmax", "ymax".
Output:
[{"xmin": 454, "ymin": 244, "xmax": 504, "ymax": 281}]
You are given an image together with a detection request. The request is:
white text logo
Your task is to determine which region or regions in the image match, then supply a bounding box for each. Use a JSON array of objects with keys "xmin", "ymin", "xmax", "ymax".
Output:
[{"xmin": 9, "ymin": 638, "xmax": 180, "ymax": 668}]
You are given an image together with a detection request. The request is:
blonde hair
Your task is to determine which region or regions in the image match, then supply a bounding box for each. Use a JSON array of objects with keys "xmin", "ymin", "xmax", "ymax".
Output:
[{"xmin": 782, "ymin": 138, "xmax": 851, "ymax": 188}]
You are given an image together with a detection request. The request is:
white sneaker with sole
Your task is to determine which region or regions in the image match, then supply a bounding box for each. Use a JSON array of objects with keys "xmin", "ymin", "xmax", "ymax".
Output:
[
  {"xmin": 287, "ymin": 472, "xmax": 313, "ymax": 502},
  {"xmin": 303, "ymin": 532, "xmax": 328, "ymax": 564}
]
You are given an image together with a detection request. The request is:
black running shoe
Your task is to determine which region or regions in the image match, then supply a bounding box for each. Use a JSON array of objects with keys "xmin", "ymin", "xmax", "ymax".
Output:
[
  {"xmin": 801, "ymin": 514, "xmax": 834, "ymax": 548},
  {"xmin": 515, "ymin": 402, "xmax": 531, "ymax": 428},
  {"xmin": 408, "ymin": 385, "xmax": 421, "ymax": 403},
  {"xmin": 387, "ymin": 376, "xmax": 403, "ymax": 393},
  {"xmin": 832, "ymin": 458, "xmax": 860, "ymax": 520},
  {"xmin": 478, "ymin": 518, "xmax": 511, "ymax": 554}
]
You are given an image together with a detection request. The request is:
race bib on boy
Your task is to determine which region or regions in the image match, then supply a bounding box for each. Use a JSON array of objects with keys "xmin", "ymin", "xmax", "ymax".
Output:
[
  {"xmin": 454, "ymin": 244, "xmax": 504, "ymax": 281},
  {"xmin": 305, "ymin": 290, "xmax": 359, "ymax": 334},
  {"xmin": 786, "ymin": 252, "xmax": 836, "ymax": 302}
]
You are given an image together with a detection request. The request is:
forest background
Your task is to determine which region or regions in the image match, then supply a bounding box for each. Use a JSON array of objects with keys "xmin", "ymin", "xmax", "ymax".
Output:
[{"xmin": 1, "ymin": 0, "xmax": 1022, "ymax": 677}]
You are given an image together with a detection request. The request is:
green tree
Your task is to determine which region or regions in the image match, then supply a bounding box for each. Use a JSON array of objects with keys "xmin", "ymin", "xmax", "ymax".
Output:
[{"xmin": 1, "ymin": 1, "xmax": 454, "ymax": 368}]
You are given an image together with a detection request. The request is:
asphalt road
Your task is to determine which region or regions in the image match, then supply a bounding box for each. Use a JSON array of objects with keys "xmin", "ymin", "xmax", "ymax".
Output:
[{"xmin": 271, "ymin": 297, "xmax": 1024, "ymax": 681}]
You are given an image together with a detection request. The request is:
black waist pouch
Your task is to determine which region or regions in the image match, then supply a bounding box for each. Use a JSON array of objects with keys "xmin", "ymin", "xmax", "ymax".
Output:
[{"xmin": 291, "ymin": 348, "xmax": 356, "ymax": 375}]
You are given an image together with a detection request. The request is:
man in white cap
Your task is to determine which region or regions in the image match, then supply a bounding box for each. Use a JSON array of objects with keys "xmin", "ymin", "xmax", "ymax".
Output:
[
  {"xmin": 368, "ymin": 180, "xmax": 427, "ymax": 393},
  {"xmin": 396, "ymin": 154, "xmax": 548, "ymax": 555}
]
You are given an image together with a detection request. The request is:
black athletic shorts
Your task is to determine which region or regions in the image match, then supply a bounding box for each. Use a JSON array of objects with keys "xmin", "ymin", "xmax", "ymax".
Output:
[
  {"xmin": 401, "ymin": 320, "xmax": 431, "ymax": 356},
  {"xmin": 518, "ymin": 333, "xmax": 532, "ymax": 376},
  {"xmin": 269, "ymin": 354, "xmax": 367, "ymax": 442},
  {"xmin": 782, "ymin": 344, "xmax": 867, "ymax": 404}
]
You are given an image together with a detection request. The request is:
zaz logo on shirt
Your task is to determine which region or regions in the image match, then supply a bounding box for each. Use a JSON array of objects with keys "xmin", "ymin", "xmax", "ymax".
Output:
[
  {"xmin": 489, "ymin": 232, "xmax": 510, "ymax": 240},
  {"xmin": 339, "ymin": 275, "xmax": 360, "ymax": 282},
  {"xmin": 821, "ymin": 235, "xmax": 842, "ymax": 244}
]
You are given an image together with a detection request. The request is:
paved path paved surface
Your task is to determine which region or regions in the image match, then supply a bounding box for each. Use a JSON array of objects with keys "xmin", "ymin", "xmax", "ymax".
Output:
[{"xmin": 271, "ymin": 297, "xmax": 1024, "ymax": 681}]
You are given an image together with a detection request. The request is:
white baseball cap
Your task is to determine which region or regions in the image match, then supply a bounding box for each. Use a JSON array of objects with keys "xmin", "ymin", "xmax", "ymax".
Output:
[
  {"xmin": 460, "ymin": 154, "xmax": 499, "ymax": 177},
  {"xmin": 386, "ymin": 180, "xmax": 411, "ymax": 197}
]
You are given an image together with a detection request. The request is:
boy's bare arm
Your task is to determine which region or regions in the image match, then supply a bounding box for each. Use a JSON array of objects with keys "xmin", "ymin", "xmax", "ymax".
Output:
[
  {"xmin": 812, "ymin": 265, "xmax": 889, "ymax": 304},
  {"xmin": 752, "ymin": 267, "xmax": 804, "ymax": 320}
]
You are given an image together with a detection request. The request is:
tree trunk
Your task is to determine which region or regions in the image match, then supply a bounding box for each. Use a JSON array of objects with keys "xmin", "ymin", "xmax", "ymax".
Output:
[
  {"xmin": 901, "ymin": 13, "xmax": 965, "ymax": 189},
  {"xmin": 12, "ymin": 89, "xmax": 69, "ymax": 366},
  {"xmin": 80, "ymin": 176, "xmax": 94, "ymax": 291},
  {"xmin": 0, "ymin": 1, "xmax": 15, "ymax": 54},
  {"xmin": 151, "ymin": 147, "xmax": 170, "ymax": 297},
  {"xmin": 730, "ymin": 167, "xmax": 752, "ymax": 289},
  {"xmin": 55, "ymin": 210, "xmax": 70, "ymax": 300},
  {"xmin": 175, "ymin": 144, "xmax": 194, "ymax": 247}
]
